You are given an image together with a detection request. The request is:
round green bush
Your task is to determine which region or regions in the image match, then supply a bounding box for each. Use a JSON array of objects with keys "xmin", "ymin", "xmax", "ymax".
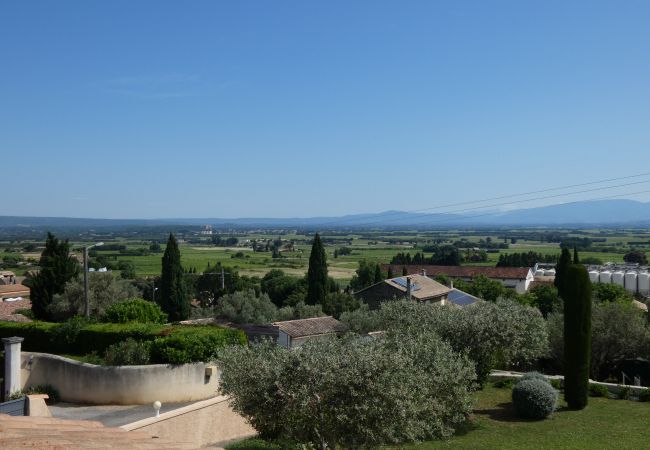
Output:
[
  {"xmin": 103, "ymin": 298, "xmax": 167, "ymax": 324},
  {"xmin": 512, "ymin": 379, "xmax": 558, "ymax": 420},
  {"xmin": 519, "ymin": 371, "xmax": 549, "ymax": 384},
  {"xmin": 638, "ymin": 389, "xmax": 650, "ymax": 402},
  {"xmin": 588, "ymin": 383, "xmax": 609, "ymax": 398}
]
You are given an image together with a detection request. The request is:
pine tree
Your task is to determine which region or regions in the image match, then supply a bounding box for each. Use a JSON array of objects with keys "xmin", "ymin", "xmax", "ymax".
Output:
[
  {"xmin": 374, "ymin": 264, "xmax": 383, "ymax": 283},
  {"xmin": 29, "ymin": 232, "xmax": 79, "ymax": 320},
  {"xmin": 573, "ymin": 246, "xmax": 580, "ymax": 264},
  {"xmin": 159, "ymin": 233, "xmax": 189, "ymax": 320},
  {"xmin": 306, "ymin": 233, "xmax": 328, "ymax": 305},
  {"xmin": 554, "ymin": 247, "xmax": 572, "ymax": 299},
  {"xmin": 564, "ymin": 264, "xmax": 592, "ymax": 410}
]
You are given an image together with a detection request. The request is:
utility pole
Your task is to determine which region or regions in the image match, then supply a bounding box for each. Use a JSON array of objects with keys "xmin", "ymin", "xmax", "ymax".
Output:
[{"xmin": 221, "ymin": 266, "xmax": 225, "ymax": 290}]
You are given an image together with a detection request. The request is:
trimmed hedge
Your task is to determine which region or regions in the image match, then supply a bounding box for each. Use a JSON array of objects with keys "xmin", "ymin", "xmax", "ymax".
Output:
[
  {"xmin": 0, "ymin": 320, "xmax": 246, "ymax": 361},
  {"xmin": 520, "ymin": 371, "xmax": 549, "ymax": 384}
]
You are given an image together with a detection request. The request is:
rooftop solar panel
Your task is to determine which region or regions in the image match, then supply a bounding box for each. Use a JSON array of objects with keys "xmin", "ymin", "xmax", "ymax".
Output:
[
  {"xmin": 448, "ymin": 289, "xmax": 479, "ymax": 306},
  {"xmin": 393, "ymin": 277, "xmax": 421, "ymax": 291}
]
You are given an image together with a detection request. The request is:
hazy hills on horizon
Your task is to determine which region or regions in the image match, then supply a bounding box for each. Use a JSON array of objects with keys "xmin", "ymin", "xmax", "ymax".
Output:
[{"xmin": 1, "ymin": 199, "xmax": 650, "ymax": 229}]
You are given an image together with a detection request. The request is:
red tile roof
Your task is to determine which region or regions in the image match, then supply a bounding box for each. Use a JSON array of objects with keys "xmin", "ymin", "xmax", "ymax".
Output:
[
  {"xmin": 381, "ymin": 265, "xmax": 532, "ymax": 280},
  {"xmin": 273, "ymin": 316, "xmax": 347, "ymax": 338}
]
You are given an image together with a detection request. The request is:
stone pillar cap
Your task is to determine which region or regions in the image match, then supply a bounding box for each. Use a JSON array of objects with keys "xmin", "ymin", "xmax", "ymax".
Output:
[{"xmin": 2, "ymin": 336, "xmax": 25, "ymax": 344}]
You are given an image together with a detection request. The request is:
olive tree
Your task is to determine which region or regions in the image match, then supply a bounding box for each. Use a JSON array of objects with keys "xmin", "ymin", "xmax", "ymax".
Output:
[
  {"xmin": 219, "ymin": 331, "xmax": 475, "ymax": 449},
  {"xmin": 376, "ymin": 299, "xmax": 548, "ymax": 384}
]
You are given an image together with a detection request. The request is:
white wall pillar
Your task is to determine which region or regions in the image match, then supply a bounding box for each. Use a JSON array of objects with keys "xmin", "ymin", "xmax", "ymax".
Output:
[{"xmin": 3, "ymin": 336, "xmax": 24, "ymax": 399}]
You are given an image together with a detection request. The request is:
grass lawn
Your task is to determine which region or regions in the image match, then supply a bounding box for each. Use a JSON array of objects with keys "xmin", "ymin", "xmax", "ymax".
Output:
[{"xmin": 227, "ymin": 385, "xmax": 650, "ymax": 450}]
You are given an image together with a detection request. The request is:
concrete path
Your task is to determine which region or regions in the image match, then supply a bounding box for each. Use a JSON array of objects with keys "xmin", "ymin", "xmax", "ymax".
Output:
[{"xmin": 50, "ymin": 401, "xmax": 194, "ymax": 427}]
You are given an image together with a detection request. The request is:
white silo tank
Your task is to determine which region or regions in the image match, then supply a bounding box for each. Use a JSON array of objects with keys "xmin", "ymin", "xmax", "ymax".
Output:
[
  {"xmin": 544, "ymin": 269, "xmax": 556, "ymax": 277},
  {"xmin": 612, "ymin": 271, "xmax": 625, "ymax": 287},
  {"xmin": 638, "ymin": 272, "xmax": 650, "ymax": 294},
  {"xmin": 599, "ymin": 271, "xmax": 612, "ymax": 284},
  {"xmin": 624, "ymin": 272, "xmax": 638, "ymax": 292},
  {"xmin": 588, "ymin": 270, "xmax": 600, "ymax": 283}
]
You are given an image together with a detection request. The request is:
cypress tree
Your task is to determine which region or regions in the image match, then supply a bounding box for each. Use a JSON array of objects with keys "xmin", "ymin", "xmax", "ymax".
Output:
[
  {"xmin": 554, "ymin": 247, "xmax": 572, "ymax": 299},
  {"xmin": 374, "ymin": 264, "xmax": 383, "ymax": 283},
  {"xmin": 159, "ymin": 233, "xmax": 189, "ymax": 321},
  {"xmin": 573, "ymin": 246, "xmax": 580, "ymax": 264},
  {"xmin": 402, "ymin": 266, "xmax": 408, "ymax": 276},
  {"xmin": 564, "ymin": 264, "xmax": 592, "ymax": 410},
  {"xmin": 29, "ymin": 232, "xmax": 79, "ymax": 320},
  {"xmin": 387, "ymin": 267, "xmax": 394, "ymax": 279},
  {"xmin": 306, "ymin": 233, "xmax": 328, "ymax": 305}
]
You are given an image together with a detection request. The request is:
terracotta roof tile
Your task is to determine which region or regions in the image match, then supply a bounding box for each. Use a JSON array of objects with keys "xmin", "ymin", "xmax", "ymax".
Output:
[
  {"xmin": 273, "ymin": 316, "xmax": 347, "ymax": 338},
  {"xmin": 382, "ymin": 265, "xmax": 532, "ymax": 280}
]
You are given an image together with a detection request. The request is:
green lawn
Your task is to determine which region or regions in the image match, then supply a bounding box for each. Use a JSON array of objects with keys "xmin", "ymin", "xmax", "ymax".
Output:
[{"xmin": 227, "ymin": 385, "xmax": 650, "ymax": 450}]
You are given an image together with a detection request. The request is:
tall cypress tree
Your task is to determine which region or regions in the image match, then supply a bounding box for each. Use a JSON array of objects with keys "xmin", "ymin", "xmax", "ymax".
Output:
[
  {"xmin": 554, "ymin": 247, "xmax": 572, "ymax": 299},
  {"xmin": 387, "ymin": 267, "xmax": 394, "ymax": 279},
  {"xmin": 374, "ymin": 263, "xmax": 383, "ymax": 283},
  {"xmin": 573, "ymin": 246, "xmax": 580, "ymax": 264},
  {"xmin": 29, "ymin": 232, "xmax": 79, "ymax": 320},
  {"xmin": 160, "ymin": 233, "xmax": 189, "ymax": 321},
  {"xmin": 306, "ymin": 233, "xmax": 328, "ymax": 305},
  {"xmin": 564, "ymin": 264, "xmax": 592, "ymax": 409}
]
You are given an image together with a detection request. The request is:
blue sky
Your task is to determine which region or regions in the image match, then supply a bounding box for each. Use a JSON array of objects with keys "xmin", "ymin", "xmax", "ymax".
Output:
[{"xmin": 2, "ymin": 1, "xmax": 649, "ymax": 219}]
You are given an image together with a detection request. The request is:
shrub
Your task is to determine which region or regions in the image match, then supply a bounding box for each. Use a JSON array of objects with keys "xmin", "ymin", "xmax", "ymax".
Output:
[
  {"xmin": 103, "ymin": 298, "xmax": 167, "ymax": 324},
  {"xmin": 220, "ymin": 331, "xmax": 476, "ymax": 447},
  {"xmin": 494, "ymin": 379, "xmax": 514, "ymax": 389},
  {"xmin": 104, "ymin": 338, "xmax": 151, "ymax": 365},
  {"xmin": 9, "ymin": 384, "xmax": 61, "ymax": 404},
  {"xmin": 519, "ymin": 371, "xmax": 549, "ymax": 384},
  {"xmin": 588, "ymin": 383, "xmax": 609, "ymax": 398},
  {"xmin": 14, "ymin": 308, "xmax": 35, "ymax": 320},
  {"xmin": 638, "ymin": 389, "xmax": 650, "ymax": 402},
  {"xmin": 550, "ymin": 379, "xmax": 562, "ymax": 390},
  {"xmin": 512, "ymin": 379, "xmax": 558, "ymax": 420},
  {"xmin": 151, "ymin": 326, "xmax": 247, "ymax": 364},
  {"xmin": 618, "ymin": 386, "xmax": 631, "ymax": 400}
]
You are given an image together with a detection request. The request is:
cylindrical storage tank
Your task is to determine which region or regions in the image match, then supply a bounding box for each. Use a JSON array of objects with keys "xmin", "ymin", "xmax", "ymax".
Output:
[
  {"xmin": 638, "ymin": 272, "xmax": 650, "ymax": 294},
  {"xmin": 624, "ymin": 272, "xmax": 638, "ymax": 292},
  {"xmin": 535, "ymin": 270, "xmax": 545, "ymax": 277},
  {"xmin": 588, "ymin": 270, "xmax": 600, "ymax": 283},
  {"xmin": 544, "ymin": 269, "xmax": 556, "ymax": 277},
  {"xmin": 612, "ymin": 271, "xmax": 625, "ymax": 287},
  {"xmin": 599, "ymin": 271, "xmax": 612, "ymax": 284}
]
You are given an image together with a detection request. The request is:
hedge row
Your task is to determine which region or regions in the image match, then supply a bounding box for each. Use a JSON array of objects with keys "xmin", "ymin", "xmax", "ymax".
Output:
[{"xmin": 0, "ymin": 321, "xmax": 247, "ymax": 360}]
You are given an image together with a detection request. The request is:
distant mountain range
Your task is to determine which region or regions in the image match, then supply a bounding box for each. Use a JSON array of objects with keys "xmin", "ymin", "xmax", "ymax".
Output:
[{"xmin": 1, "ymin": 200, "xmax": 650, "ymax": 229}]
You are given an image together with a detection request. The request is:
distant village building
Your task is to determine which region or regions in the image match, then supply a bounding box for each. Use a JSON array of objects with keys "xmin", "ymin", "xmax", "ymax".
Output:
[
  {"xmin": 274, "ymin": 316, "xmax": 347, "ymax": 348},
  {"xmin": 354, "ymin": 274, "xmax": 451, "ymax": 309},
  {"xmin": 381, "ymin": 265, "xmax": 534, "ymax": 294},
  {"xmin": 200, "ymin": 225, "xmax": 213, "ymax": 235}
]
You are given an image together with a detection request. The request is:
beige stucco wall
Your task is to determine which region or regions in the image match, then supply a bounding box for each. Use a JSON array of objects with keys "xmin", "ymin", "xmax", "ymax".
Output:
[
  {"xmin": 20, "ymin": 352, "xmax": 221, "ymax": 404},
  {"xmin": 121, "ymin": 395, "xmax": 256, "ymax": 448}
]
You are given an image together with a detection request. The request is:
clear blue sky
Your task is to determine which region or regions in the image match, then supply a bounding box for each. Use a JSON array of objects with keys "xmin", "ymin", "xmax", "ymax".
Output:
[{"xmin": 2, "ymin": 1, "xmax": 649, "ymax": 219}]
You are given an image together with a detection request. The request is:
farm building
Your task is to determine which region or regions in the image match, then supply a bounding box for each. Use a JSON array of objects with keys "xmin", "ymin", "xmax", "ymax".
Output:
[
  {"xmin": 381, "ymin": 265, "xmax": 535, "ymax": 294},
  {"xmin": 274, "ymin": 316, "xmax": 347, "ymax": 348},
  {"xmin": 354, "ymin": 274, "xmax": 451, "ymax": 309}
]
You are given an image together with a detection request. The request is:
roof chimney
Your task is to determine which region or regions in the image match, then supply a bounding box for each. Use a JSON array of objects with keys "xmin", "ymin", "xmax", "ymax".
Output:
[
  {"xmin": 449, "ymin": 279, "xmax": 454, "ymax": 289},
  {"xmin": 421, "ymin": 269, "xmax": 426, "ymax": 277},
  {"xmin": 406, "ymin": 277, "xmax": 412, "ymax": 299}
]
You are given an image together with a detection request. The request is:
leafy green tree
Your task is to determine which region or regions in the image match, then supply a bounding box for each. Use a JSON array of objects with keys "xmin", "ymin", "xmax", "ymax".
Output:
[
  {"xmin": 467, "ymin": 275, "xmax": 506, "ymax": 302},
  {"xmin": 28, "ymin": 232, "xmax": 79, "ymax": 320},
  {"xmin": 117, "ymin": 260, "xmax": 136, "ymax": 279},
  {"xmin": 564, "ymin": 265, "xmax": 592, "ymax": 410},
  {"xmin": 215, "ymin": 290, "xmax": 278, "ymax": 324},
  {"xmin": 554, "ymin": 247, "xmax": 572, "ymax": 299},
  {"xmin": 159, "ymin": 233, "xmax": 189, "ymax": 321},
  {"xmin": 306, "ymin": 233, "xmax": 328, "ymax": 305},
  {"xmin": 529, "ymin": 284, "xmax": 560, "ymax": 318},
  {"xmin": 624, "ymin": 249, "xmax": 648, "ymax": 265},
  {"xmin": 592, "ymin": 283, "xmax": 633, "ymax": 303},
  {"xmin": 47, "ymin": 272, "xmax": 140, "ymax": 321},
  {"xmin": 321, "ymin": 292, "xmax": 360, "ymax": 319},
  {"xmin": 349, "ymin": 260, "xmax": 379, "ymax": 292},
  {"xmin": 260, "ymin": 269, "xmax": 299, "ymax": 307}
]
